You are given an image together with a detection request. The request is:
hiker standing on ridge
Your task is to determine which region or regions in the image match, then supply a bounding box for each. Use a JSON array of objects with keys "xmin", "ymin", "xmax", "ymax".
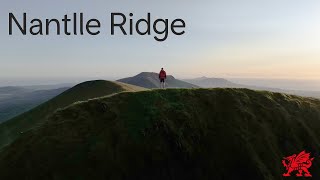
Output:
[{"xmin": 159, "ymin": 68, "xmax": 167, "ymax": 89}]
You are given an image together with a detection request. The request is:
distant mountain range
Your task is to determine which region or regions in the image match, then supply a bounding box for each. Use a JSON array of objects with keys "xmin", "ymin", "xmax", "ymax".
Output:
[
  {"xmin": 184, "ymin": 76, "xmax": 320, "ymax": 99},
  {"xmin": 2, "ymin": 74, "xmax": 319, "ymax": 126},
  {"xmin": 183, "ymin": 76, "xmax": 240, "ymax": 88},
  {"xmin": 0, "ymin": 87, "xmax": 69, "ymax": 123},
  {"xmin": 118, "ymin": 72, "xmax": 198, "ymax": 89},
  {"xmin": 118, "ymin": 73, "xmax": 320, "ymax": 99}
]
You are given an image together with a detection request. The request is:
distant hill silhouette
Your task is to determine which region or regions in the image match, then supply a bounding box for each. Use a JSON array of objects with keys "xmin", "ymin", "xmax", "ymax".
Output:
[
  {"xmin": 0, "ymin": 87, "xmax": 68, "ymax": 123},
  {"xmin": 0, "ymin": 80, "xmax": 146, "ymax": 149},
  {"xmin": 1, "ymin": 89, "xmax": 320, "ymax": 179},
  {"xmin": 0, "ymin": 87, "xmax": 31, "ymax": 96},
  {"xmin": 185, "ymin": 77, "xmax": 320, "ymax": 99},
  {"xmin": 184, "ymin": 76, "xmax": 240, "ymax": 88},
  {"xmin": 118, "ymin": 72, "xmax": 198, "ymax": 89}
]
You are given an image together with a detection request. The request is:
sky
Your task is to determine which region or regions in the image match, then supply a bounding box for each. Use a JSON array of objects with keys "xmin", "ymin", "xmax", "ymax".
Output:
[{"xmin": 1, "ymin": 0, "xmax": 320, "ymax": 85}]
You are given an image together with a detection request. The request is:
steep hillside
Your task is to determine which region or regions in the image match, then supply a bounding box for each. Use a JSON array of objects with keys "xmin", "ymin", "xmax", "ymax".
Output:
[
  {"xmin": 118, "ymin": 72, "xmax": 198, "ymax": 89},
  {"xmin": 1, "ymin": 89, "xmax": 320, "ymax": 179},
  {"xmin": 0, "ymin": 80, "xmax": 146, "ymax": 149}
]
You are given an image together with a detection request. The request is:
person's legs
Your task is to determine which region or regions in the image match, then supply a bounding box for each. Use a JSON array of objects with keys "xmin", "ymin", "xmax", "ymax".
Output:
[{"xmin": 160, "ymin": 79, "xmax": 165, "ymax": 89}]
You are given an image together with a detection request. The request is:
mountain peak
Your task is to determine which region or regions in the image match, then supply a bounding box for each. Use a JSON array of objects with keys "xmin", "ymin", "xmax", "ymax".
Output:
[
  {"xmin": 184, "ymin": 76, "xmax": 237, "ymax": 88},
  {"xmin": 194, "ymin": 76, "xmax": 208, "ymax": 80},
  {"xmin": 135, "ymin": 72, "xmax": 175, "ymax": 79},
  {"xmin": 118, "ymin": 72, "xmax": 198, "ymax": 89}
]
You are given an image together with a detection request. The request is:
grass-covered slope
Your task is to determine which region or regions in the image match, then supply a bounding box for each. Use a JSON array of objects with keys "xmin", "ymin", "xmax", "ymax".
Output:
[
  {"xmin": 0, "ymin": 80, "xmax": 146, "ymax": 149},
  {"xmin": 1, "ymin": 88, "xmax": 320, "ymax": 180}
]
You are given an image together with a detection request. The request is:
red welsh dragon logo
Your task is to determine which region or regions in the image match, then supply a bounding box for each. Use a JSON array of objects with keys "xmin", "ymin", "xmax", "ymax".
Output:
[{"xmin": 282, "ymin": 150, "xmax": 314, "ymax": 177}]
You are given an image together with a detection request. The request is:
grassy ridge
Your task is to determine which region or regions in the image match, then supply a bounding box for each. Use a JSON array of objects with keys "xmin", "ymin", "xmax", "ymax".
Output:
[
  {"xmin": 0, "ymin": 88, "xmax": 320, "ymax": 179},
  {"xmin": 0, "ymin": 80, "xmax": 145, "ymax": 149}
]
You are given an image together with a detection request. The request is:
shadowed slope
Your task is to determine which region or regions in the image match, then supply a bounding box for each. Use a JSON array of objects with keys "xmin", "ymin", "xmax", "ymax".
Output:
[
  {"xmin": 0, "ymin": 80, "xmax": 146, "ymax": 149},
  {"xmin": 0, "ymin": 88, "xmax": 320, "ymax": 179}
]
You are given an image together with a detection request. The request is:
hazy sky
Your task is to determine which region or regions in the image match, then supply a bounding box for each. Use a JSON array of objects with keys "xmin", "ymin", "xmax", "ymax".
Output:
[{"xmin": 1, "ymin": 0, "xmax": 320, "ymax": 81}]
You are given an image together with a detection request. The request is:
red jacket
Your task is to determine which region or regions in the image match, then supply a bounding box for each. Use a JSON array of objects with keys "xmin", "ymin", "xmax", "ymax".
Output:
[{"xmin": 159, "ymin": 70, "xmax": 167, "ymax": 79}]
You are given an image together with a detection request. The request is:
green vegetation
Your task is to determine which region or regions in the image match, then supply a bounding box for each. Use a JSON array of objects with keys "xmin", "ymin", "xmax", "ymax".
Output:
[
  {"xmin": 0, "ymin": 80, "xmax": 146, "ymax": 149},
  {"xmin": 0, "ymin": 88, "xmax": 320, "ymax": 179}
]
